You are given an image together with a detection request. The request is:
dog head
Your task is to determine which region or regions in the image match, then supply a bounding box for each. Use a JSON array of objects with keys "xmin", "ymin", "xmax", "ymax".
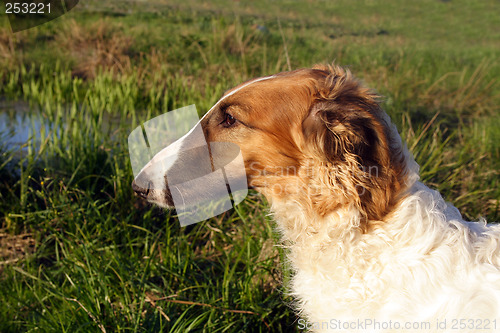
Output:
[{"xmin": 132, "ymin": 64, "xmax": 414, "ymax": 230}]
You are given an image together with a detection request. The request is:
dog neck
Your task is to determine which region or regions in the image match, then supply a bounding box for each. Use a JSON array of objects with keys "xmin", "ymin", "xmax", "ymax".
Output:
[
  {"xmin": 270, "ymin": 195, "xmax": 365, "ymax": 246},
  {"xmin": 265, "ymin": 150, "xmax": 421, "ymax": 262}
]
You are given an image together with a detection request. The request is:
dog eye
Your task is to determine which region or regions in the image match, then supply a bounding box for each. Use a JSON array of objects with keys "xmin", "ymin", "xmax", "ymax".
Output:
[{"xmin": 221, "ymin": 113, "xmax": 237, "ymax": 127}]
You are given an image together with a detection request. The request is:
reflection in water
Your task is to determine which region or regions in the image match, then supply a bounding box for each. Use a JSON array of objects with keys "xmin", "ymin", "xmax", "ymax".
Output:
[
  {"xmin": 0, "ymin": 100, "xmax": 123, "ymax": 149},
  {"xmin": 0, "ymin": 101, "xmax": 43, "ymax": 147}
]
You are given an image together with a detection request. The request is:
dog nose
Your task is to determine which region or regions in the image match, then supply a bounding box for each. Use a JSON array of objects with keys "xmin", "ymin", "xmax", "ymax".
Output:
[{"xmin": 132, "ymin": 179, "xmax": 151, "ymax": 198}]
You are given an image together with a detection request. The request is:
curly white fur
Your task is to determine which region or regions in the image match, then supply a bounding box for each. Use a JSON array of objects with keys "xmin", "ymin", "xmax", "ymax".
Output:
[
  {"xmin": 272, "ymin": 163, "xmax": 500, "ymax": 332},
  {"xmin": 133, "ymin": 64, "xmax": 499, "ymax": 332}
]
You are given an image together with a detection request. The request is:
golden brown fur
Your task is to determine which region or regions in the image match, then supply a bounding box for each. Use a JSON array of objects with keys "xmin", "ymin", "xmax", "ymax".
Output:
[
  {"xmin": 133, "ymin": 64, "xmax": 500, "ymax": 331},
  {"xmin": 199, "ymin": 64, "xmax": 409, "ymax": 231}
]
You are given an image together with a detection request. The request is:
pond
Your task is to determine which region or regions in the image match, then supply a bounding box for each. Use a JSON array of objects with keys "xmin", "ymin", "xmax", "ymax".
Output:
[
  {"xmin": 0, "ymin": 100, "xmax": 44, "ymax": 148},
  {"xmin": 0, "ymin": 99, "xmax": 129, "ymax": 152}
]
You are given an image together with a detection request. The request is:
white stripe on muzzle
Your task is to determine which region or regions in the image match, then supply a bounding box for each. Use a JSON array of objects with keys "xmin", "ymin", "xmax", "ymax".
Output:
[{"xmin": 137, "ymin": 75, "xmax": 276, "ymax": 179}]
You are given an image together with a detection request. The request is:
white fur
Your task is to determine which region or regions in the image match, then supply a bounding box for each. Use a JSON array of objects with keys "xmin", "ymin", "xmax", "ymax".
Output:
[
  {"xmin": 134, "ymin": 68, "xmax": 499, "ymax": 332},
  {"xmin": 135, "ymin": 75, "xmax": 274, "ymax": 208},
  {"xmin": 137, "ymin": 75, "xmax": 277, "ymax": 177},
  {"xmin": 272, "ymin": 158, "xmax": 500, "ymax": 332},
  {"xmin": 134, "ymin": 75, "xmax": 276, "ymax": 205}
]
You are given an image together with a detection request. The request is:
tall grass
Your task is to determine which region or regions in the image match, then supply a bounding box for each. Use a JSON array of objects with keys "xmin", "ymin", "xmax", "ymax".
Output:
[{"xmin": 0, "ymin": 0, "xmax": 498, "ymax": 331}]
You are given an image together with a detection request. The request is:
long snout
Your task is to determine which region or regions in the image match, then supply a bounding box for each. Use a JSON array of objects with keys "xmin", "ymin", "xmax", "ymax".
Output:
[
  {"xmin": 131, "ymin": 120, "xmax": 208, "ymax": 205},
  {"xmin": 130, "ymin": 109, "xmax": 248, "ymax": 225}
]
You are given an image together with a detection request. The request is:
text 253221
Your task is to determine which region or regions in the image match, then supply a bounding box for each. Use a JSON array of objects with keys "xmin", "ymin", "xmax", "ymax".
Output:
[{"xmin": 5, "ymin": 2, "xmax": 51, "ymax": 14}]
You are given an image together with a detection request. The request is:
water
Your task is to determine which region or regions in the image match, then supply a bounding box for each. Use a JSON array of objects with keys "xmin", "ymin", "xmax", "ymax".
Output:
[
  {"xmin": 0, "ymin": 100, "xmax": 126, "ymax": 150},
  {"xmin": 0, "ymin": 101, "xmax": 44, "ymax": 148}
]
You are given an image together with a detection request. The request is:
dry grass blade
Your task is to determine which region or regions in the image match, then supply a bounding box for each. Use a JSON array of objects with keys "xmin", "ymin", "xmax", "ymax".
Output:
[
  {"xmin": 409, "ymin": 111, "xmax": 440, "ymax": 151},
  {"xmin": 66, "ymin": 298, "xmax": 107, "ymax": 333},
  {"xmin": 145, "ymin": 293, "xmax": 171, "ymax": 321},
  {"xmin": 277, "ymin": 17, "xmax": 291, "ymax": 71},
  {"xmin": 153, "ymin": 296, "xmax": 260, "ymax": 315}
]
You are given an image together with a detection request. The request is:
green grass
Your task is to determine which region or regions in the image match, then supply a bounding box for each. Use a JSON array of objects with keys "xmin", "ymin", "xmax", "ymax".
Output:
[{"xmin": 0, "ymin": 0, "xmax": 499, "ymax": 331}]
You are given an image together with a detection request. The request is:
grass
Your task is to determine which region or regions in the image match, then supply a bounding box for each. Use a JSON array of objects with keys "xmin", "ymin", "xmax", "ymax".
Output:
[{"xmin": 0, "ymin": 0, "xmax": 499, "ymax": 331}]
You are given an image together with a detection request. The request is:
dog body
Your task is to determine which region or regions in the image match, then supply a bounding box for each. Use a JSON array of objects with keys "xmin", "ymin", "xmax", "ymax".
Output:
[
  {"xmin": 133, "ymin": 65, "xmax": 500, "ymax": 331},
  {"xmin": 283, "ymin": 181, "xmax": 500, "ymax": 330}
]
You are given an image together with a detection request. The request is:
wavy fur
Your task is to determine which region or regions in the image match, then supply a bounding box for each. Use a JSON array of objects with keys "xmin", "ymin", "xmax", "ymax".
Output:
[{"xmin": 133, "ymin": 64, "xmax": 500, "ymax": 332}]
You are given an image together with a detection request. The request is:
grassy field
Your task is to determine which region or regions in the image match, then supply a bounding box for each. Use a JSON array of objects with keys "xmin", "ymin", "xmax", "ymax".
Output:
[{"xmin": 0, "ymin": 0, "xmax": 499, "ymax": 331}]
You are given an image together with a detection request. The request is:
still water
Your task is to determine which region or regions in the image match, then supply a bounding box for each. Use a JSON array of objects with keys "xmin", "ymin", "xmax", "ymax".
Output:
[{"xmin": 0, "ymin": 101, "xmax": 44, "ymax": 148}]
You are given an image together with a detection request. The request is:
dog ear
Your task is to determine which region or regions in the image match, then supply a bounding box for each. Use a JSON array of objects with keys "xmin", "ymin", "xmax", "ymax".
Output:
[
  {"xmin": 305, "ymin": 99, "xmax": 390, "ymax": 168},
  {"xmin": 303, "ymin": 65, "xmax": 406, "ymax": 226}
]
